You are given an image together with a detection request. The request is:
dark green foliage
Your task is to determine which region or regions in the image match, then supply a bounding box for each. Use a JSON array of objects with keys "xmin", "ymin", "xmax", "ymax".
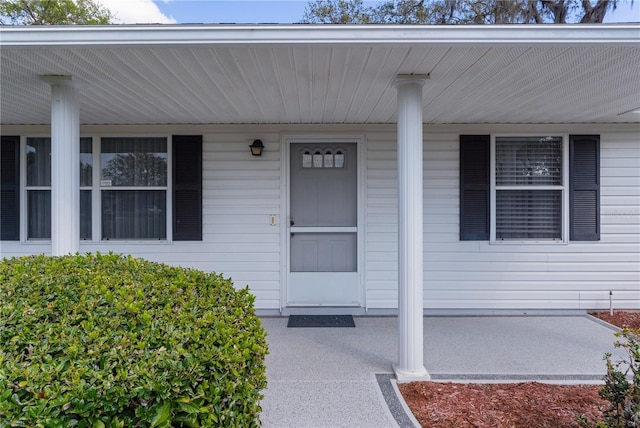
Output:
[
  {"xmin": 0, "ymin": 253, "xmax": 268, "ymax": 427},
  {"xmin": 598, "ymin": 330, "xmax": 640, "ymax": 428},
  {"xmin": 581, "ymin": 330, "xmax": 640, "ymax": 428},
  {"xmin": 0, "ymin": 0, "xmax": 113, "ymax": 25},
  {"xmin": 302, "ymin": 0, "xmax": 627, "ymax": 24}
]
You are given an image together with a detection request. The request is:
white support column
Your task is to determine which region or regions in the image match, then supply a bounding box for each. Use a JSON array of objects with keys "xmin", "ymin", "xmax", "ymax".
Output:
[
  {"xmin": 41, "ymin": 76, "xmax": 80, "ymax": 256},
  {"xmin": 393, "ymin": 74, "xmax": 430, "ymax": 381}
]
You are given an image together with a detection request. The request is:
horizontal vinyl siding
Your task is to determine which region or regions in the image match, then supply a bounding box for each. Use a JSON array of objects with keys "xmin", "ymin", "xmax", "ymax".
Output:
[
  {"xmin": 194, "ymin": 133, "xmax": 281, "ymax": 309},
  {"xmin": 2, "ymin": 124, "xmax": 638, "ymax": 311},
  {"xmin": 365, "ymin": 127, "xmax": 640, "ymax": 311},
  {"xmin": 79, "ymin": 132, "xmax": 283, "ymax": 309},
  {"xmin": 600, "ymin": 135, "xmax": 640, "ymax": 247},
  {"xmin": 80, "ymin": 133, "xmax": 283, "ymax": 309},
  {"xmin": 0, "ymin": 126, "xmax": 283, "ymax": 310},
  {"xmin": 424, "ymin": 130, "xmax": 639, "ymax": 311},
  {"xmin": 366, "ymin": 131, "xmax": 399, "ymax": 308}
]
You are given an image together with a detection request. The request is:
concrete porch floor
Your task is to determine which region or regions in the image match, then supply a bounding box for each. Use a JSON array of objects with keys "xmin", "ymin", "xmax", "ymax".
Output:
[{"xmin": 259, "ymin": 315, "xmax": 621, "ymax": 428}]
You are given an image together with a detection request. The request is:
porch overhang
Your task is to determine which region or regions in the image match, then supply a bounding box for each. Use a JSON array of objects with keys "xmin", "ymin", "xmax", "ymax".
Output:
[
  {"xmin": 1, "ymin": 23, "xmax": 639, "ymax": 382},
  {"xmin": 1, "ymin": 24, "xmax": 639, "ymax": 126}
]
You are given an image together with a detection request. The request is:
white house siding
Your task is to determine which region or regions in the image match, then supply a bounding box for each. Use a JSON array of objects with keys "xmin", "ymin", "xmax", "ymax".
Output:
[
  {"xmin": 1, "ymin": 124, "xmax": 638, "ymax": 312},
  {"xmin": 0, "ymin": 124, "xmax": 284, "ymax": 311},
  {"xmin": 365, "ymin": 124, "xmax": 640, "ymax": 311},
  {"xmin": 365, "ymin": 129, "xmax": 401, "ymax": 309},
  {"xmin": 94, "ymin": 127, "xmax": 284, "ymax": 311}
]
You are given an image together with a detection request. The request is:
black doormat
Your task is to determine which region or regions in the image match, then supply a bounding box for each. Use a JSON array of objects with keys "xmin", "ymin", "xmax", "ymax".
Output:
[{"xmin": 287, "ymin": 315, "xmax": 355, "ymax": 328}]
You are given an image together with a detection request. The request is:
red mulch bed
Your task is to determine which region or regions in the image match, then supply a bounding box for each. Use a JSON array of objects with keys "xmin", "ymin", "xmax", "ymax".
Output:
[
  {"xmin": 591, "ymin": 310, "xmax": 640, "ymax": 331},
  {"xmin": 400, "ymin": 382, "xmax": 604, "ymax": 428},
  {"xmin": 399, "ymin": 311, "xmax": 640, "ymax": 428}
]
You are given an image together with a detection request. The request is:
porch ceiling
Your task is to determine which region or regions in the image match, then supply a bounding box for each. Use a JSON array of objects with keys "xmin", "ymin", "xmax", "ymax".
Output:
[{"xmin": 1, "ymin": 25, "xmax": 639, "ymax": 125}]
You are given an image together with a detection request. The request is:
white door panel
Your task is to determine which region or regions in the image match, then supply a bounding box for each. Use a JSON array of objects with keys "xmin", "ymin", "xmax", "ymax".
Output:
[
  {"xmin": 287, "ymin": 142, "xmax": 360, "ymax": 306},
  {"xmin": 290, "ymin": 232, "xmax": 357, "ymax": 272},
  {"xmin": 287, "ymin": 273, "xmax": 360, "ymax": 306}
]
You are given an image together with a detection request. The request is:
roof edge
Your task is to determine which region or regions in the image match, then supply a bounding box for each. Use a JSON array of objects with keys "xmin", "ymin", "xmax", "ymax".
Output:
[{"xmin": 1, "ymin": 24, "xmax": 639, "ymax": 47}]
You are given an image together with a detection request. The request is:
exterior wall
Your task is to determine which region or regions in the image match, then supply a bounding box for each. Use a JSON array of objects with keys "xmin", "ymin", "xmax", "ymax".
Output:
[
  {"xmin": 1, "ymin": 123, "xmax": 638, "ymax": 312},
  {"xmin": 0, "ymin": 125, "xmax": 285, "ymax": 311},
  {"xmin": 366, "ymin": 124, "xmax": 640, "ymax": 311}
]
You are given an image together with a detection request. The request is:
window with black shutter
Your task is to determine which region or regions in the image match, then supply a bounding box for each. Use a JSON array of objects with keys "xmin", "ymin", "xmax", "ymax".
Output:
[
  {"xmin": 570, "ymin": 135, "xmax": 600, "ymax": 241},
  {"xmin": 1, "ymin": 136, "xmax": 20, "ymax": 241},
  {"xmin": 172, "ymin": 135, "xmax": 202, "ymax": 241},
  {"xmin": 460, "ymin": 134, "xmax": 600, "ymax": 242},
  {"xmin": 460, "ymin": 135, "xmax": 490, "ymax": 240}
]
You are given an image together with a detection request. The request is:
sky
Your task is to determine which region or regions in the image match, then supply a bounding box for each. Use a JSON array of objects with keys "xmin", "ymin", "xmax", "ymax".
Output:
[{"xmin": 98, "ymin": 0, "xmax": 639, "ymax": 25}]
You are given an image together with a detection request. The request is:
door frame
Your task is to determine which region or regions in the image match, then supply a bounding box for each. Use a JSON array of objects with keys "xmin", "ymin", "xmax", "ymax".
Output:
[{"xmin": 280, "ymin": 134, "xmax": 367, "ymax": 310}]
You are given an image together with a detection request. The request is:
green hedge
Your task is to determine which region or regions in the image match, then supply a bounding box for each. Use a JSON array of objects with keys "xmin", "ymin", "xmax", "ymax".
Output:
[{"xmin": 0, "ymin": 253, "xmax": 268, "ymax": 427}]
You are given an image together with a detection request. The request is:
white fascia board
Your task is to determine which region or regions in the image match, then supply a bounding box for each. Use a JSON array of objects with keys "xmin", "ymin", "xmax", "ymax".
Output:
[{"xmin": 0, "ymin": 24, "xmax": 639, "ymax": 48}]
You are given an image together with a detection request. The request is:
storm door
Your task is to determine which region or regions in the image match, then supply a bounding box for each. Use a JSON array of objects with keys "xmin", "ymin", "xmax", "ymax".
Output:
[{"xmin": 287, "ymin": 143, "xmax": 360, "ymax": 306}]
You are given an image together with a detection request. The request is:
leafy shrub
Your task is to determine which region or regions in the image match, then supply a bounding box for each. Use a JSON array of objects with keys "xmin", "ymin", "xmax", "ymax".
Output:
[
  {"xmin": 0, "ymin": 253, "xmax": 268, "ymax": 427},
  {"xmin": 598, "ymin": 330, "xmax": 640, "ymax": 428},
  {"xmin": 581, "ymin": 330, "xmax": 640, "ymax": 428}
]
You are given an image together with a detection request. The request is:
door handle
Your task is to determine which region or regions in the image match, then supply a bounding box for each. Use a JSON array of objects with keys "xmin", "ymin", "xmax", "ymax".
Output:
[{"xmin": 290, "ymin": 219, "xmax": 295, "ymax": 226}]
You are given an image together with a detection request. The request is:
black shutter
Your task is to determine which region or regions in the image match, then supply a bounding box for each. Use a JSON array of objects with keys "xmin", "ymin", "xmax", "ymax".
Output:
[
  {"xmin": 570, "ymin": 135, "xmax": 600, "ymax": 241},
  {"xmin": 460, "ymin": 135, "xmax": 490, "ymax": 240},
  {"xmin": 173, "ymin": 135, "xmax": 202, "ymax": 241},
  {"xmin": 1, "ymin": 136, "xmax": 20, "ymax": 241}
]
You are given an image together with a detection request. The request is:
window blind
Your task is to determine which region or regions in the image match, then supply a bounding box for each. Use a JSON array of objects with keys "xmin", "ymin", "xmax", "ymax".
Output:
[
  {"xmin": 101, "ymin": 137, "xmax": 167, "ymax": 187},
  {"xmin": 102, "ymin": 190, "xmax": 166, "ymax": 240},
  {"xmin": 496, "ymin": 190, "xmax": 562, "ymax": 239},
  {"xmin": 496, "ymin": 137, "xmax": 562, "ymax": 186}
]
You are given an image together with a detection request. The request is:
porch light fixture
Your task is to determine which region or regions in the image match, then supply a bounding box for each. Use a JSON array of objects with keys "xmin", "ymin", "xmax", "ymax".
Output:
[{"xmin": 249, "ymin": 139, "xmax": 264, "ymax": 156}]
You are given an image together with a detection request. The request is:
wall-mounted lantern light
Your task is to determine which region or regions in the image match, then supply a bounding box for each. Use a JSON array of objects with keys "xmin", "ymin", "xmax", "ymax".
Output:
[{"xmin": 249, "ymin": 139, "xmax": 264, "ymax": 156}]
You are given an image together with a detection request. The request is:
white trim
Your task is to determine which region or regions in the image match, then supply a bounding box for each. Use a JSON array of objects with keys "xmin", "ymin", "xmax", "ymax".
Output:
[
  {"xmin": 22, "ymin": 135, "xmax": 53, "ymax": 243},
  {"xmin": 290, "ymin": 227, "xmax": 358, "ymax": 233},
  {"xmin": 78, "ymin": 136, "xmax": 93, "ymax": 241},
  {"xmin": 490, "ymin": 134, "xmax": 570, "ymax": 244},
  {"xmin": 279, "ymin": 139, "xmax": 288, "ymax": 314},
  {"xmin": 19, "ymin": 136, "xmax": 26, "ymax": 243},
  {"xmin": 97, "ymin": 134, "xmax": 171, "ymax": 242},
  {"xmin": 395, "ymin": 76, "xmax": 429, "ymax": 380},
  {"xmin": 1, "ymin": 24, "xmax": 638, "ymax": 47},
  {"xmin": 166, "ymin": 136, "xmax": 173, "ymax": 244},
  {"xmin": 358, "ymin": 134, "xmax": 368, "ymax": 310},
  {"xmin": 562, "ymin": 135, "xmax": 570, "ymax": 243},
  {"xmin": 91, "ymin": 136, "xmax": 100, "ymax": 242},
  {"xmin": 490, "ymin": 135, "xmax": 496, "ymax": 242},
  {"xmin": 280, "ymin": 134, "xmax": 367, "ymax": 309},
  {"xmin": 17, "ymin": 133, "xmax": 174, "ymax": 243}
]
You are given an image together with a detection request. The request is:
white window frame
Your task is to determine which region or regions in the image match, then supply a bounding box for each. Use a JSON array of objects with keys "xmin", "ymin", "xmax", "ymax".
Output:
[
  {"xmin": 97, "ymin": 135, "xmax": 172, "ymax": 242},
  {"xmin": 490, "ymin": 134, "xmax": 570, "ymax": 244},
  {"xmin": 79, "ymin": 136, "xmax": 94, "ymax": 241},
  {"xmin": 22, "ymin": 135, "xmax": 52, "ymax": 242},
  {"xmin": 19, "ymin": 135, "xmax": 173, "ymax": 243}
]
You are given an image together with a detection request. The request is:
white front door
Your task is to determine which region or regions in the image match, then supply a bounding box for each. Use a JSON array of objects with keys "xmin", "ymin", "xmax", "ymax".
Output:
[{"xmin": 287, "ymin": 142, "xmax": 361, "ymax": 306}]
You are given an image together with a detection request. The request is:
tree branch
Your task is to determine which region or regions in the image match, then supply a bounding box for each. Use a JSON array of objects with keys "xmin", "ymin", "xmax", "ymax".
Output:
[
  {"xmin": 540, "ymin": 0, "xmax": 568, "ymax": 23},
  {"xmin": 580, "ymin": 0, "xmax": 613, "ymax": 23},
  {"xmin": 19, "ymin": 0, "xmax": 38, "ymax": 24},
  {"xmin": 528, "ymin": 1, "xmax": 544, "ymax": 23}
]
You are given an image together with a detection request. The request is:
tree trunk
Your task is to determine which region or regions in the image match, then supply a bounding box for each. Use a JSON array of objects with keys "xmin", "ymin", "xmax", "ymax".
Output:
[{"xmin": 580, "ymin": 0, "xmax": 613, "ymax": 23}]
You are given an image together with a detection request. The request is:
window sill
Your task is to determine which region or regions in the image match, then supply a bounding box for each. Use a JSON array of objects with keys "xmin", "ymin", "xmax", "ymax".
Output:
[
  {"xmin": 91, "ymin": 240, "xmax": 172, "ymax": 244},
  {"xmin": 21, "ymin": 240, "xmax": 174, "ymax": 244},
  {"xmin": 490, "ymin": 240, "xmax": 568, "ymax": 245}
]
